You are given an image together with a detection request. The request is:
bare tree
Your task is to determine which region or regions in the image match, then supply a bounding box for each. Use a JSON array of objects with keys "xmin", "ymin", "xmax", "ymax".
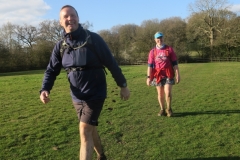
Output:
[
  {"xmin": 15, "ymin": 24, "xmax": 38, "ymax": 48},
  {"xmin": 81, "ymin": 21, "xmax": 93, "ymax": 30},
  {"xmin": 189, "ymin": 0, "xmax": 231, "ymax": 60},
  {"xmin": 39, "ymin": 20, "xmax": 62, "ymax": 43},
  {"xmin": 0, "ymin": 22, "xmax": 17, "ymax": 51},
  {"xmin": 215, "ymin": 13, "xmax": 240, "ymax": 57},
  {"xmin": 186, "ymin": 12, "xmax": 210, "ymax": 57}
]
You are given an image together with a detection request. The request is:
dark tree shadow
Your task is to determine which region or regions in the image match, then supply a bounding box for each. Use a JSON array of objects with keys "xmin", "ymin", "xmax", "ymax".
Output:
[
  {"xmin": 177, "ymin": 157, "xmax": 240, "ymax": 160},
  {"xmin": 173, "ymin": 110, "xmax": 240, "ymax": 117}
]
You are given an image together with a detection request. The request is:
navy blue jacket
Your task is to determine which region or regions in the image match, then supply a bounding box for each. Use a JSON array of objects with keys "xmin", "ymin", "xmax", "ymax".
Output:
[{"xmin": 40, "ymin": 24, "xmax": 127, "ymax": 102}]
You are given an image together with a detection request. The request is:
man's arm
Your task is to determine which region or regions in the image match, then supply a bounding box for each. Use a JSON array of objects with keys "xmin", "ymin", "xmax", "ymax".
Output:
[
  {"xmin": 39, "ymin": 42, "xmax": 62, "ymax": 103},
  {"xmin": 173, "ymin": 65, "xmax": 180, "ymax": 84},
  {"xmin": 146, "ymin": 66, "xmax": 152, "ymax": 86}
]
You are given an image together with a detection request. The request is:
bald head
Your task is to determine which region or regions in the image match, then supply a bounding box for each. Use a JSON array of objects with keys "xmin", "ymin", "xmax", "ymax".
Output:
[
  {"xmin": 60, "ymin": 5, "xmax": 78, "ymax": 19},
  {"xmin": 59, "ymin": 5, "xmax": 79, "ymax": 33}
]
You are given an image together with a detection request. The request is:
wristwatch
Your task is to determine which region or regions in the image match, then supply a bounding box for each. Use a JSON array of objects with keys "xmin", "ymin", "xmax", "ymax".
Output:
[{"xmin": 121, "ymin": 82, "xmax": 127, "ymax": 88}]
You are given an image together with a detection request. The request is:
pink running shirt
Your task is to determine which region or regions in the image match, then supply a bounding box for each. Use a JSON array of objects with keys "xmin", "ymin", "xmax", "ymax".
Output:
[{"xmin": 148, "ymin": 45, "xmax": 177, "ymax": 69}]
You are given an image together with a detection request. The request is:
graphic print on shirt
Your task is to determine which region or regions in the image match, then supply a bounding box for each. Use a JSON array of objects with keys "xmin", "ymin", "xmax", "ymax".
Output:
[{"xmin": 155, "ymin": 51, "xmax": 168, "ymax": 62}]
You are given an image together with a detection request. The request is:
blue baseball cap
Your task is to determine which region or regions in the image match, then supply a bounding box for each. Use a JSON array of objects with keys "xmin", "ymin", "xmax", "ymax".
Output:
[{"xmin": 154, "ymin": 32, "xmax": 164, "ymax": 39}]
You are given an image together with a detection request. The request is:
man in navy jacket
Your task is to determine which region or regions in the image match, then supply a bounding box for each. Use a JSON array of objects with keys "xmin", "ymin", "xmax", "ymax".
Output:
[{"xmin": 40, "ymin": 5, "xmax": 130, "ymax": 160}]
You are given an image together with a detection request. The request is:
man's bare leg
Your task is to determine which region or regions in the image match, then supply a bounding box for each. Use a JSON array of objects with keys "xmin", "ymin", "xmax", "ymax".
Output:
[
  {"xmin": 79, "ymin": 122, "xmax": 94, "ymax": 160},
  {"xmin": 92, "ymin": 126, "xmax": 104, "ymax": 157},
  {"xmin": 164, "ymin": 84, "xmax": 173, "ymax": 117},
  {"xmin": 156, "ymin": 86, "xmax": 166, "ymax": 116}
]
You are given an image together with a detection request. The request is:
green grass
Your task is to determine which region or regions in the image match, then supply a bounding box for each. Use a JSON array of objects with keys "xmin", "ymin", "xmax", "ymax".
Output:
[{"xmin": 0, "ymin": 63, "xmax": 240, "ymax": 160}]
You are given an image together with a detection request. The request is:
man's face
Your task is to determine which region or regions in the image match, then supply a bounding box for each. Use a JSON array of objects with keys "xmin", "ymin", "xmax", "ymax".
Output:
[
  {"xmin": 59, "ymin": 7, "xmax": 79, "ymax": 33},
  {"xmin": 155, "ymin": 37, "xmax": 163, "ymax": 46}
]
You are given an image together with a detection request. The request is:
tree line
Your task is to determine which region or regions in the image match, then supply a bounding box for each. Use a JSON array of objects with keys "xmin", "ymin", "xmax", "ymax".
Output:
[{"xmin": 0, "ymin": 0, "xmax": 239, "ymax": 72}]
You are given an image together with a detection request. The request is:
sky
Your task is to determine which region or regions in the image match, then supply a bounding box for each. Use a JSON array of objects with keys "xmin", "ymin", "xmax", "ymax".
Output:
[{"xmin": 0, "ymin": 0, "xmax": 240, "ymax": 32}]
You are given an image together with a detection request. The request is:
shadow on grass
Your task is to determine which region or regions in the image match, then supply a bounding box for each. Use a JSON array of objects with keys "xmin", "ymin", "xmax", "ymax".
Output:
[
  {"xmin": 177, "ymin": 157, "xmax": 240, "ymax": 160},
  {"xmin": 173, "ymin": 110, "xmax": 240, "ymax": 117}
]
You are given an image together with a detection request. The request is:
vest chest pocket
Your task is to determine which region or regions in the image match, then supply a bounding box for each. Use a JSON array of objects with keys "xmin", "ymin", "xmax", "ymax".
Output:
[{"xmin": 73, "ymin": 48, "xmax": 87, "ymax": 66}]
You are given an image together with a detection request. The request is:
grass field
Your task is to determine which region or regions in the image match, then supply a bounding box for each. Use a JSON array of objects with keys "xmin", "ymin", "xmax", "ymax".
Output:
[{"xmin": 0, "ymin": 63, "xmax": 240, "ymax": 160}]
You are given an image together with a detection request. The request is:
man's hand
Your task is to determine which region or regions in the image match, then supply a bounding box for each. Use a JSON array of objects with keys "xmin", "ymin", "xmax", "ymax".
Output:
[
  {"xmin": 120, "ymin": 87, "xmax": 130, "ymax": 101},
  {"xmin": 175, "ymin": 74, "xmax": 180, "ymax": 84},
  {"xmin": 146, "ymin": 78, "xmax": 152, "ymax": 86},
  {"xmin": 40, "ymin": 90, "xmax": 50, "ymax": 104}
]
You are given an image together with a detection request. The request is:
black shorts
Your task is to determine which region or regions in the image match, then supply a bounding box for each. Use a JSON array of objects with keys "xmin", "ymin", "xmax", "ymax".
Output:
[{"xmin": 72, "ymin": 99, "xmax": 105, "ymax": 126}]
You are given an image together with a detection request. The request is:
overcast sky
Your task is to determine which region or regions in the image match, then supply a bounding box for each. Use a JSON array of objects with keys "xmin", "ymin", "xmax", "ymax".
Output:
[{"xmin": 0, "ymin": 0, "xmax": 240, "ymax": 32}]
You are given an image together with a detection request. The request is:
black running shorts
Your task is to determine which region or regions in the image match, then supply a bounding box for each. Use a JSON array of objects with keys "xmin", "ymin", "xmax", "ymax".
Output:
[{"xmin": 72, "ymin": 99, "xmax": 105, "ymax": 126}]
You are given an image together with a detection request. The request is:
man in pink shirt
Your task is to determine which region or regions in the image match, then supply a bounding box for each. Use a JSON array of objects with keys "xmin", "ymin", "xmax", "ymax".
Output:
[{"xmin": 146, "ymin": 32, "xmax": 180, "ymax": 117}]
